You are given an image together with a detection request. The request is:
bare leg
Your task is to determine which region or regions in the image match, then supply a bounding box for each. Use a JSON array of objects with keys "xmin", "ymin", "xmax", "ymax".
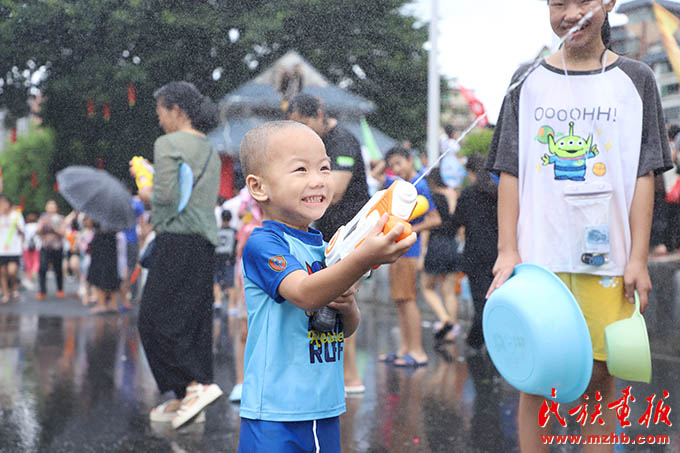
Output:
[
  {"xmin": 518, "ymin": 391, "xmax": 550, "ymax": 453},
  {"xmin": 90, "ymin": 287, "xmax": 108, "ymax": 314},
  {"xmin": 213, "ymin": 283, "xmax": 222, "ymax": 308},
  {"xmin": 0, "ymin": 265, "xmax": 8, "ymax": 303},
  {"xmin": 441, "ymin": 273, "xmax": 459, "ymax": 324},
  {"xmin": 343, "ymin": 334, "xmax": 363, "ymax": 388},
  {"xmin": 7, "ymin": 262, "xmax": 18, "ymax": 297},
  {"xmin": 582, "ymin": 361, "xmax": 616, "ymax": 453},
  {"xmin": 394, "ymin": 299, "xmax": 411, "ymax": 357},
  {"xmin": 393, "ymin": 300, "xmax": 427, "ymax": 365},
  {"xmin": 235, "ymin": 318, "xmax": 248, "ymax": 385},
  {"xmin": 420, "ymin": 272, "xmax": 451, "ymax": 324}
]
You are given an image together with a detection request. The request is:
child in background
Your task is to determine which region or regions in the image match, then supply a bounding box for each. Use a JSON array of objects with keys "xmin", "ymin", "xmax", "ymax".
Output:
[
  {"xmin": 421, "ymin": 169, "xmax": 461, "ymax": 343},
  {"xmin": 77, "ymin": 216, "xmax": 96, "ymax": 306},
  {"xmin": 237, "ymin": 121, "xmax": 414, "ymax": 452},
  {"xmin": 444, "ymin": 154, "xmax": 498, "ymax": 353},
  {"xmin": 36, "ymin": 200, "xmax": 65, "ymax": 300},
  {"xmin": 487, "ymin": 1, "xmax": 672, "ymax": 450},
  {"xmin": 0, "ymin": 195, "xmax": 24, "ymax": 303},
  {"xmin": 371, "ymin": 145, "xmax": 441, "ymax": 367},
  {"xmin": 22, "ymin": 212, "xmax": 40, "ymax": 287},
  {"xmin": 213, "ymin": 210, "xmax": 236, "ymax": 310}
]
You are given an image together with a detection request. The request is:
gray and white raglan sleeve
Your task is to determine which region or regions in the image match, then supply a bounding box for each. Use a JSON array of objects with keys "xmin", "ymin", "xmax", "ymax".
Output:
[
  {"xmin": 620, "ymin": 58, "xmax": 673, "ymax": 177},
  {"xmin": 486, "ymin": 65, "xmax": 529, "ymax": 177}
]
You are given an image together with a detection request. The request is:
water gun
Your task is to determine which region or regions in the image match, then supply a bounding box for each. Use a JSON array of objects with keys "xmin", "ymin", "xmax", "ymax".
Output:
[
  {"xmin": 312, "ymin": 180, "xmax": 429, "ymax": 331},
  {"xmin": 131, "ymin": 156, "xmax": 154, "ymax": 189}
]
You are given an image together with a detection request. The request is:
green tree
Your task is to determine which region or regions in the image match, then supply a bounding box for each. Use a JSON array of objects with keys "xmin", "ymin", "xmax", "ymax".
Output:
[
  {"xmin": 0, "ymin": 127, "xmax": 57, "ymax": 213},
  {"xmin": 460, "ymin": 128, "xmax": 494, "ymax": 158},
  {"xmin": 0, "ymin": 0, "xmax": 431, "ymax": 183}
]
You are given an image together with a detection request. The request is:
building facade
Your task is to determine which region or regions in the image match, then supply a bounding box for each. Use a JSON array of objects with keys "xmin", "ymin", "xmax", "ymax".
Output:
[{"xmin": 613, "ymin": 0, "xmax": 680, "ymax": 124}]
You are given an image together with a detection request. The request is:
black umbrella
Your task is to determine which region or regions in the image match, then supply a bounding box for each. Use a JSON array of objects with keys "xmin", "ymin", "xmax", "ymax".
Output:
[{"xmin": 56, "ymin": 166, "xmax": 136, "ymax": 230}]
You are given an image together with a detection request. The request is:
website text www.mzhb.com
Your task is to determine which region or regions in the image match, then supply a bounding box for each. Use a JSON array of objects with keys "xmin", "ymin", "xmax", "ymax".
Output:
[{"xmin": 542, "ymin": 432, "xmax": 670, "ymax": 446}]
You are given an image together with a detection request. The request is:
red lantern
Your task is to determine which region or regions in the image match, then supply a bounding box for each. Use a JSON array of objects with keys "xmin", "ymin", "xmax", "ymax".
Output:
[
  {"xmin": 97, "ymin": 156, "xmax": 104, "ymax": 169},
  {"xmin": 53, "ymin": 182, "xmax": 59, "ymax": 192},
  {"xmin": 31, "ymin": 172, "xmax": 37, "ymax": 189},
  {"xmin": 87, "ymin": 99, "xmax": 95, "ymax": 118},
  {"xmin": 10, "ymin": 128, "xmax": 17, "ymax": 144},
  {"xmin": 19, "ymin": 197, "xmax": 25, "ymax": 210},
  {"xmin": 127, "ymin": 83, "xmax": 136, "ymax": 107},
  {"xmin": 102, "ymin": 103, "xmax": 111, "ymax": 121}
]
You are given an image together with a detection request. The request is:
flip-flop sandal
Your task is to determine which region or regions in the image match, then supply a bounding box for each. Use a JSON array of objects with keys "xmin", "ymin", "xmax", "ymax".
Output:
[
  {"xmin": 378, "ymin": 351, "xmax": 400, "ymax": 363},
  {"xmin": 392, "ymin": 354, "xmax": 428, "ymax": 368}
]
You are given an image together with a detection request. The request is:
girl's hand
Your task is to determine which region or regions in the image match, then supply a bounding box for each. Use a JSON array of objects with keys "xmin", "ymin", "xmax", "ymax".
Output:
[
  {"xmin": 623, "ymin": 259, "xmax": 652, "ymax": 313},
  {"xmin": 356, "ymin": 214, "xmax": 416, "ymax": 268},
  {"xmin": 486, "ymin": 249, "xmax": 522, "ymax": 299}
]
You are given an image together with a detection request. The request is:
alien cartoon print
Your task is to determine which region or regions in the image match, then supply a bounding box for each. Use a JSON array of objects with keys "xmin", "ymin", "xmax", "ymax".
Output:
[{"xmin": 541, "ymin": 121, "xmax": 598, "ymax": 181}]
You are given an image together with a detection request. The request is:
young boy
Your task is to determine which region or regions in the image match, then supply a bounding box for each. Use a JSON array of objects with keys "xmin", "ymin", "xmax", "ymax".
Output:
[
  {"xmin": 213, "ymin": 210, "xmax": 236, "ymax": 310},
  {"xmin": 371, "ymin": 145, "xmax": 441, "ymax": 367},
  {"xmin": 238, "ymin": 121, "xmax": 415, "ymax": 452}
]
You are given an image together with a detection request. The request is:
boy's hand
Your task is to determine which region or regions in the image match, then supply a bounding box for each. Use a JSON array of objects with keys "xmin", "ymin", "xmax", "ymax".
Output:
[
  {"xmin": 356, "ymin": 214, "xmax": 416, "ymax": 268},
  {"xmin": 486, "ymin": 249, "xmax": 521, "ymax": 299},
  {"xmin": 327, "ymin": 286, "xmax": 359, "ymax": 317},
  {"xmin": 623, "ymin": 259, "xmax": 652, "ymax": 313}
]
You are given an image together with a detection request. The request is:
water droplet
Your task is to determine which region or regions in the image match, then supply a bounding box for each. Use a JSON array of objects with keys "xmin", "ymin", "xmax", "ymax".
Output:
[
  {"xmin": 212, "ymin": 67, "xmax": 223, "ymax": 81},
  {"xmin": 228, "ymin": 28, "xmax": 240, "ymax": 43}
]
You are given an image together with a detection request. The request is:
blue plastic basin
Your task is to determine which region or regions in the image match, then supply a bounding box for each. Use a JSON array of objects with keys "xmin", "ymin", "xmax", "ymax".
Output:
[{"xmin": 482, "ymin": 263, "xmax": 593, "ymax": 403}]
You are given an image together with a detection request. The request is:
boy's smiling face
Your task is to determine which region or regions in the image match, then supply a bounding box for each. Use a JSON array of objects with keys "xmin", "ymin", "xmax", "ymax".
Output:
[
  {"xmin": 387, "ymin": 154, "xmax": 416, "ymax": 181},
  {"xmin": 255, "ymin": 126, "xmax": 334, "ymax": 230}
]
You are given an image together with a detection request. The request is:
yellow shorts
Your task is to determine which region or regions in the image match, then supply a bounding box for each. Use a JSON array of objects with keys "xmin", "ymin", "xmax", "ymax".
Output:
[{"xmin": 556, "ymin": 273, "xmax": 634, "ymax": 362}]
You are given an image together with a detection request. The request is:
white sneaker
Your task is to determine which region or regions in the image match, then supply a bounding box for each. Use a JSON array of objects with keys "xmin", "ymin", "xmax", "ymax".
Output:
[
  {"xmin": 150, "ymin": 400, "xmax": 205, "ymax": 423},
  {"xmin": 172, "ymin": 384, "xmax": 223, "ymax": 429}
]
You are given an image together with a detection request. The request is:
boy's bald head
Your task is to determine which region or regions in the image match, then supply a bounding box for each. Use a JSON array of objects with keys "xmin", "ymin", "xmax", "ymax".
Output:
[{"xmin": 240, "ymin": 120, "xmax": 311, "ymax": 176}]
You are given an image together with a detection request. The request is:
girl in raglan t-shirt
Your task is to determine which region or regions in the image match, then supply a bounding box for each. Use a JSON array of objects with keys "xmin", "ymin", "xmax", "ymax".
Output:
[{"xmin": 486, "ymin": 0, "xmax": 672, "ymax": 450}]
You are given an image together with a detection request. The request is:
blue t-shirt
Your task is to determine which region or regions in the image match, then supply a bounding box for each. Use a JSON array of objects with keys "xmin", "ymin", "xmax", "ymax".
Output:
[
  {"xmin": 240, "ymin": 220, "xmax": 345, "ymax": 422},
  {"xmin": 385, "ymin": 171, "xmax": 436, "ymax": 258},
  {"xmin": 123, "ymin": 198, "xmax": 145, "ymax": 243}
]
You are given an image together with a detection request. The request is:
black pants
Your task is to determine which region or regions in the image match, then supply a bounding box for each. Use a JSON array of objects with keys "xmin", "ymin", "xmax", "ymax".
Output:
[
  {"xmin": 39, "ymin": 248, "xmax": 63, "ymax": 295},
  {"xmin": 465, "ymin": 267, "xmax": 494, "ymax": 350},
  {"xmin": 138, "ymin": 233, "xmax": 215, "ymax": 399}
]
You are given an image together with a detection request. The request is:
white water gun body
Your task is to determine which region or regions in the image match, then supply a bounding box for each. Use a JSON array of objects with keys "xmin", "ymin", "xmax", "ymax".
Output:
[
  {"xmin": 325, "ymin": 180, "xmax": 418, "ymax": 266},
  {"xmin": 312, "ymin": 180, "xmax": 427, "ymax": 332}
]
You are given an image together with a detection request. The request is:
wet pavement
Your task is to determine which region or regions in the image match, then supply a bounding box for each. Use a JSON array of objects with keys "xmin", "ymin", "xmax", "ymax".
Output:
[{"xmin": 0, "ymin": 266, "xmax": 679, "ymax": 452}]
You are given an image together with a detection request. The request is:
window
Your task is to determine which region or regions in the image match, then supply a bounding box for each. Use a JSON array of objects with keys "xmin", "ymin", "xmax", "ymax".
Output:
[
  {"xmin": 657, "ymin": 62, "xmax": 673, "ymax": 74},
  {"xmin": 664, "ymin": 106, "xmax": 680, "ymax": 120},
  {"xmin": 662, "ymin": 83, "xmax": 680, "ymax": 96}
]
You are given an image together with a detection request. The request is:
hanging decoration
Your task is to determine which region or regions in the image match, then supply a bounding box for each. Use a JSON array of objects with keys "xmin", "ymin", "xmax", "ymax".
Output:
[
  {"xmin": 31, "ymin": 172, "xmax": 37, "ymax": 189},
  {"xmin": 102, "ymin": 103, "xmax": 111, "ymax": 121},
  {"xmin": 10, "ymin": 128, "xmax": 17, "ymax": 144},
  {"xmin": 19, "ymin": 197, "xmax": 25, "ymax": 210},
  {"xmin": 97, "ymin": 155, "xmax": 104, "ymax": 169},
  {"xmin": 53, "ymin": 181, "xmax": 59, "ymax": 192},
  {"xmin": 128, "ymin": 83, "xmax": 136, "ymax": 107},
  {"xmin": 87, "ymin": 99, "xmax": 95, "ymax": 118}
]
